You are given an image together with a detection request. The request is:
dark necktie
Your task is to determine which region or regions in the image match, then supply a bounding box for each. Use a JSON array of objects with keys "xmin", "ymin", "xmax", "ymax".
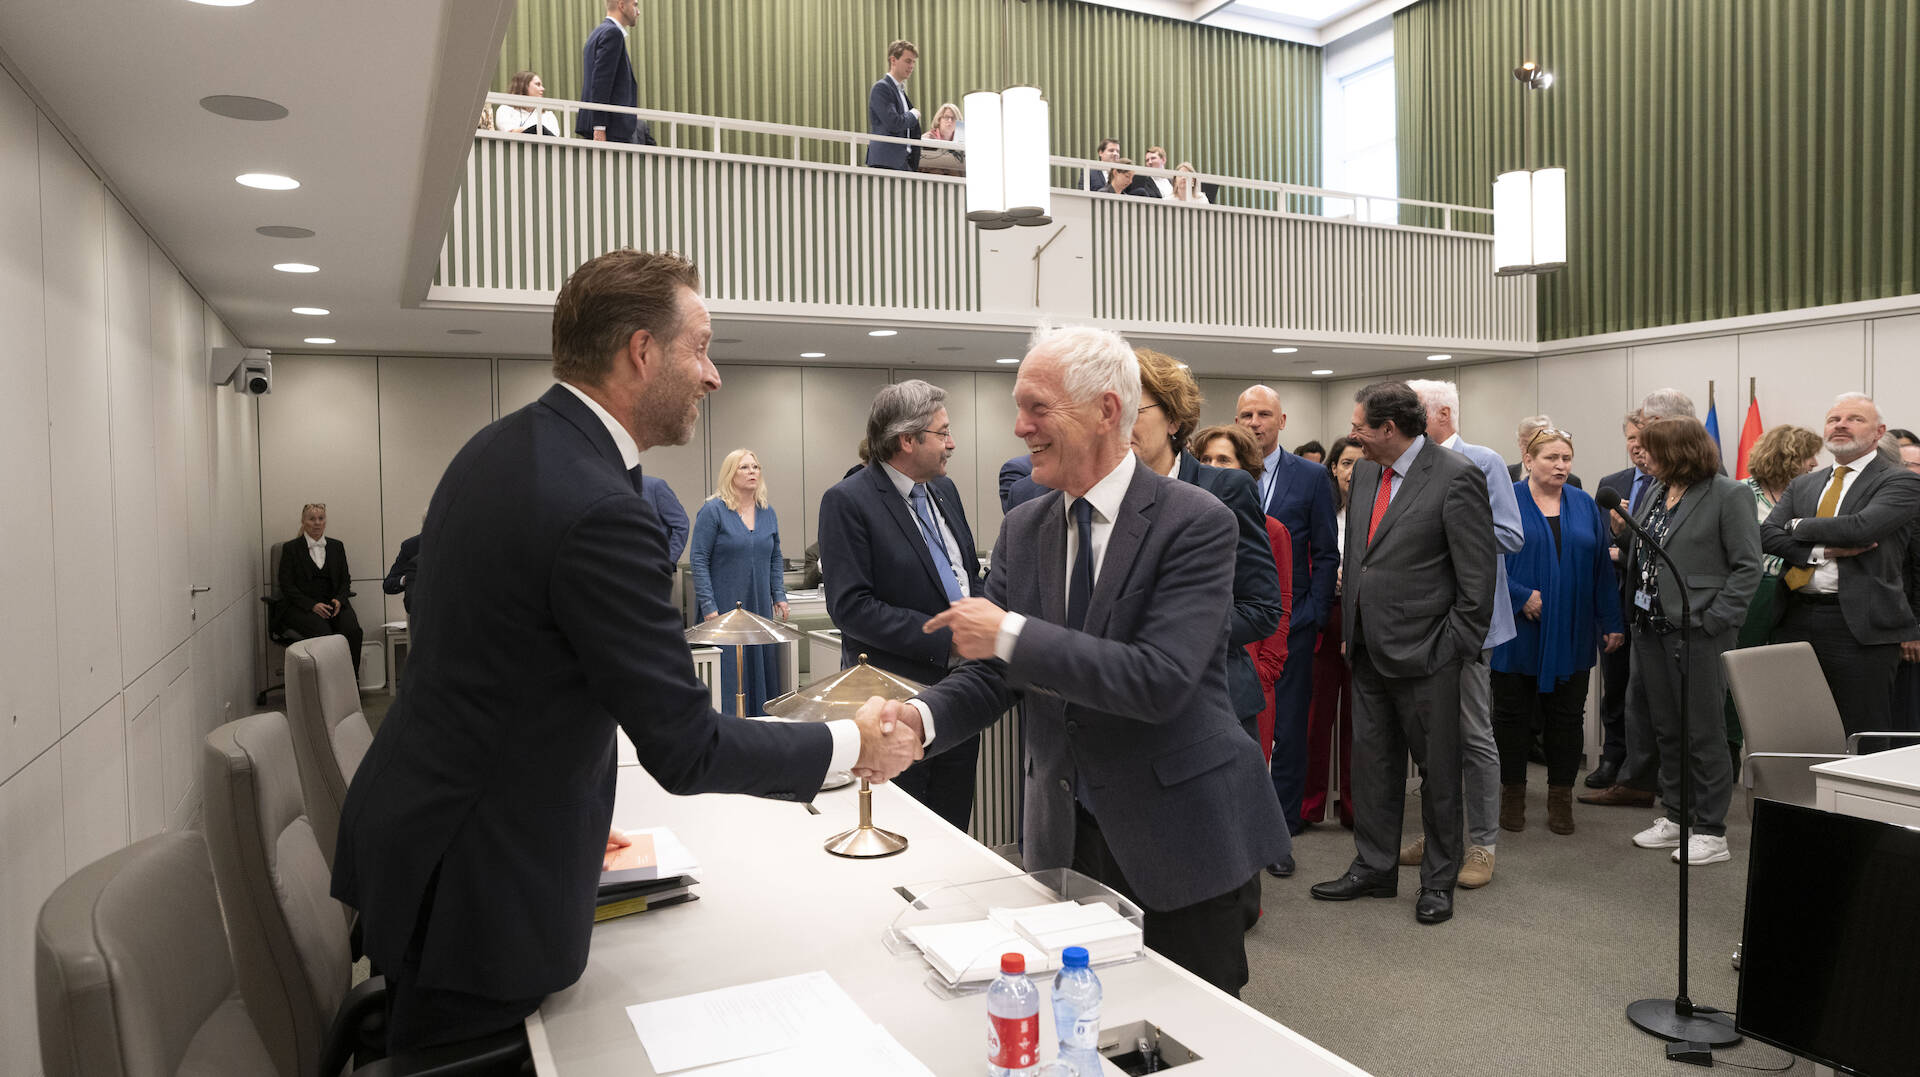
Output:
[
  {"xmin": 628, "ymin": 464, "xmax": 645, "ymax": 494},
  {"xmin": 1067, "ymin": 497, "xmax": 1095, "ymax": 630},
  {"xmin": 1629, "ymin": 472, "xmax": 1649, "ymax": 515}
]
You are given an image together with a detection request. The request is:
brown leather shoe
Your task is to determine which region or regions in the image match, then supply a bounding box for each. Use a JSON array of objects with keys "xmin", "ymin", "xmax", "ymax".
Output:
[
  {"xmin": 1456, "ymin": 845, "xmax": 1495, "ymax": 889},
  {"xmin": 1577, "ymin": 783, "xmax": 1654, "ymax": 807},
  {"xmin": 1500, "ymin": 783, "xmax": 1526, "ymax": 831},
  {"xmin": 1398, "ymin": 834, "xmax": 1425, "ymax": 866},
  {"xmin": 1547, "ymin": 785, "xmax": 1576, "ymax": 834}
]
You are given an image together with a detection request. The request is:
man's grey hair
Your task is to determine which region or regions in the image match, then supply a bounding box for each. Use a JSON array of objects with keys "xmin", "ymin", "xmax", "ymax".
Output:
[
  {"xmin": 1405, "ymin": 379, "xmax": 1461, "ymax": 420},
  {"xmin": 1516, "ymin": 414, "xmax": 1553, "ymax": 440},
  {"xmin": 1831, "ymin": 391, "xmax": 1881, "ymax": 423},
  {"xmin": 1877, "ymin": 432, "xmax": 1903, "ymax": 465},
  {"xmin": 867, "ymin": 379, "xmax": 947, "ymax": 462},
  {"xmin": 1639, "ymin": 388, "xmax": 1697, "ymax": 420},
  {"xmin": 1026, "ymin": 324, "xmax": 1140, "ymax": 430}
]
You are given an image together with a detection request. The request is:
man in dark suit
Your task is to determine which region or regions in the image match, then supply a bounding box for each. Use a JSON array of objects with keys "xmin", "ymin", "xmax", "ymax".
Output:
[
  {"xmin": 1092, "ymin": 159, "xmax": 1162, "ymax": 198},
  {"xmin": 1084, "ymin": 137, "xmax": 1120, "ymax": 192},
  {"xmin": 1000, "ymin": 452, "xmax": 1048, "ymax": 510},
  {"xmin": 884, "ymin": 327, "xmax": 1288, "ymax": 996},
  {"xmin": 1584, "ymin": 414, "xmax": 1654, "ymax": 793},
  {"xmin": 279, "ymin": 503, "xmax": 364, "ymax": 672},
  {"xmin": 1310, "ymin": 381, "xmax": 1495, "ymax": 925},
  {"xmin": 637, "ymin": 475, "xmax": 689, "ymax": 562},
  {"xmin": 575, "ymin": 0, "xmax": 654, "ymax": 145},
  {"xmin": 382, "ymin": 532, "xmax": 420, "ymax": 616},
  {"xmin": 866, "ymin": 39, "xmax": 921, "ymax": 171},
  {"xmin": 1761, "ymin": 393, "xmax": 1920, "ymax": 735},
  {"xmin": 331, "ymin": 251, "xmax": 919, "ymax": 1050},
  {"xmin": 819, "ymin": 379, "xmax": 983, "ymax": 829},
  {"xmin": 1235, "ymin": 384, "xmax": 1339, "ymax": 836}
]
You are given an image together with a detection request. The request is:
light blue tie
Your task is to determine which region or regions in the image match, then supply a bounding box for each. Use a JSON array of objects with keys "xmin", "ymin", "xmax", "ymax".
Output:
[{"xmin": 910, "ymin": 485, "xmax": 965, "ymax": 603}]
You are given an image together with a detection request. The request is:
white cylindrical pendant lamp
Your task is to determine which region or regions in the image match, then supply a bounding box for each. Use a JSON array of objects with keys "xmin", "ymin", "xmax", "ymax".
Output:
[
  {"xmin": 1530, "ymin": 166, "xmax": 1567, "ymax": 270},
  {"xmin": 964, "ymin": 90, "xmax": 1005, "ymax": 223},
  {"xmin": 1001, "ymin": 87, "xmax": 1050, "ymax": 224},
  {"xmin": 1493, "ymin": 169, "xmax": 1532, "ymax": 275}
]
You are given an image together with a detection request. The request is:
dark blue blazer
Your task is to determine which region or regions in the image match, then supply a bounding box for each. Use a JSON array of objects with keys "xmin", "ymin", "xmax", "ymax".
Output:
[
  {"xmin": 1177, "ymin": 452, "xmax": 1284, "ymax": 719},
  {"xmin": 999, "ymin": 453, "xmax": 1049, "ymax": 511},
  {"xmin": 382, "ymin": 534, "xmax": 419, "ymax": 613},
  {"xmin": 866, "ymin": 74, "xmax": 919, "ymax": 170},
  {"xmin": 1261, "ymin": 449, "xmax": 1339, "ymax": 634},
  {"xmin": 638, "ymin": 475, "xmax": 688, "ymax": 563},
  {"xmin": 1092, "ymin": 175, "xmax": 1162, "ymax": 198},
  {"xmin": 575, "ymin": 18, "xmax": 653, "ymax": 144},
  {"xmin": 332, "ymin": 385, "xmax": 829, "ymax": 1002},
  {"xmin": 819, "ymin": 462, "xmax": 981, "ymax": 686},
  {"xmin": 1596, "ymin": 465, "xmax": 1644, "ymax": 604}
]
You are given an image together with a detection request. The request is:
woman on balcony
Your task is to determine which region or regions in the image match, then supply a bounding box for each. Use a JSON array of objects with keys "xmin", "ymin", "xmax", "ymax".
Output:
[
  {"xmin": 496, "ymin": 70, "xmax": 561, "ymax": 137},
  {"xmin": 1170, "ymin": 162, "xmax": 1210, "ymax": 203},
  {"xmin": 691, "ymin": 448, "xmax": 789, "ymax": 716},
  {"xmin": 918, "ymin": 102, "xmax": 965, "ymax": 176}
]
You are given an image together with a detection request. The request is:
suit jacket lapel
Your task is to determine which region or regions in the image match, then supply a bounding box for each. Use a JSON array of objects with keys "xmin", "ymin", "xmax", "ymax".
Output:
[
  {"xmin": 1035, "ymin": 492, "xmax": 1067, "ymax": 625},
  {"xmin": 1085, "ymin": 459, "xmax": 1156, "ymax": 635},
  {"xmin": 1363, "ymin": 443, "xmax": 1433, "ymax": 553},
  {"xmin": 1664, "ymin": 480, "xmax": 1709, "ymax": 538},
  {"xmin": 928, "ymin": 480, "xmax": 976, "ymax": 585},
  {"xmin": 540, "ymin": 383, "xmax": 626, "ymax": 476},
  {"xmin": 868, "ymin": 464, "xmax": 947, "ymax": 595},
  {"xmin": 1352, "ymin": 462, "xmax": 1381, "ymax": 564},
  {"xmin": 1837, "ymin": 460, "xmax": 1882, "ymax": 514}
]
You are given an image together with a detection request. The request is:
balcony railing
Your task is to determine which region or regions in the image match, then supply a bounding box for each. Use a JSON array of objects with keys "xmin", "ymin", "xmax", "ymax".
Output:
[{"xmin": 432, "ymin": 94, "xmax": 1535, "ymax": 346}]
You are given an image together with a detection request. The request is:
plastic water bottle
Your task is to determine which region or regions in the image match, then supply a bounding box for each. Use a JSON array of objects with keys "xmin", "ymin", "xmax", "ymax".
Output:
[
  {"xmin": 987, "ymin": 952, "xmax": 1040, "ymax": 1076},
  {"xmin": 1050, "ymin": 946, "xmax": 1104, "ymax": 1077}
]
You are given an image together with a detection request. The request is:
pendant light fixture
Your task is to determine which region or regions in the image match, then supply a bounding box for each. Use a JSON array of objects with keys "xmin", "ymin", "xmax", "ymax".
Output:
[
  {"xmin": 1493, "ymin": 2, "xmax": 1565, "ymax": 275},
  {"xmin": 965, "ymin": 1, "xmax": 1051, "ymax": 229}
]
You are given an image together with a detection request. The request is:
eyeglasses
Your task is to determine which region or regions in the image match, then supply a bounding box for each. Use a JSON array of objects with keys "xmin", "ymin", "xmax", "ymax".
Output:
[
  {"xmin": 1138, "ymin": 402, "xmax": 1163, "ymax": 414},
  {"xmin": 920, "ymin": 427, "xmax": 954, "ymax": 443}
]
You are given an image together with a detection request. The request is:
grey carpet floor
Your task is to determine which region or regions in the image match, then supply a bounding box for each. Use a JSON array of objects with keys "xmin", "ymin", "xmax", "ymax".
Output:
[{"xmin": 1240, "ymin": 767, "xmax": 1810, "ymax": 1076}]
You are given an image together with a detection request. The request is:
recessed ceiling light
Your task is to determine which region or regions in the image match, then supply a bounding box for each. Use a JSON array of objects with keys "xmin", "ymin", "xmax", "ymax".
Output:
[
  {"xmin": 1426, "ymin": 353, "xmax": 1453, "ymax": 361},
  {"xmin": 291, "ymin": 306, "xmax": 329, "ymax": 315},
  {"xmin": 199, "ymin": 95, "xmax": 287, "ymax": 121},
  {"xmin": 867, "ymin": 329, "xmax": 898, "ymax": 337},
  {"xmin": 995, "ymin": 357, "xmax": 1020, "ymax": 364},
  {"xmin": 187, "ymin": 0, "xmax": 255, "ymax": 6},
  {"xmin": 1271, "ymin": 346, "xmax": 1299, "ymax": 354},
  {"xmin": 446, "ymin": 329, "xmax": 482, "ymax": 335},
  {"xmin": 1311, "ymin": 369, "xmax": 1334, "ymax": 376},
  {"xmin": 237, "ymin": 172, "xmax": 299, "ymax": 190},
  {"xmin": 256, "ymin": 225, "xmax": 314, "ymax": 239},
  {"xmin": 273, "ymin": 262, "xmax": 318, "ymax": 274},
  {"xmin": 303, "ymin": 337, "xmax": 336, "ymax": 345},
  {"xmin": 800, "ymin": 351, "xmax": 826, "ymax": 358}
]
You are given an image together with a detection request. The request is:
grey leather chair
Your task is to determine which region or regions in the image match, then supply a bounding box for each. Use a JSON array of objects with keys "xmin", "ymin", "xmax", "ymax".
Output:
[
  {"xmin": 35, "ymin": 830, "xmax": 281, "ymax": 1077},
  {"xmin": 283, "ymin": 634, "xmax": 372, "ymax": 870},
  {"xmin": 1723, "ymin": 641, "xmax": 1920, "ymax": 812}
]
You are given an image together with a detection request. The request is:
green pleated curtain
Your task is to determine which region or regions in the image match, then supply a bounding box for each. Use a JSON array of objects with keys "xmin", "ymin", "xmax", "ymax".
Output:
[
  {"xmin": 1396, "ymin": 0, "xmax": 1920, "ymax": 341},
  {"xmin": 497, "ymin": 0, "xmax": 1320, "ymax": 207}
]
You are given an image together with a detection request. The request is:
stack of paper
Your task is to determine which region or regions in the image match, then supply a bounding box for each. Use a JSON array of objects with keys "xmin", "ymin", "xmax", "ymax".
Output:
[
  {"xmin": 625, "ymin": 971, "xmax": 933, "ymax": 1076},
  {"xmin": 901, "ymin": 901, "xmax": 1143, "ymax": 985},
  {"xmin": 599, "ymin": 827, "xmax": 702, "ymax": 922}
]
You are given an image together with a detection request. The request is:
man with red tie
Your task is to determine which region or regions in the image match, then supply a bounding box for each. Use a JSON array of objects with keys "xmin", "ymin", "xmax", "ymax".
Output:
[{"xmin": 1309, "ymin": 381, "xmax": 1496, "ymax": 926}]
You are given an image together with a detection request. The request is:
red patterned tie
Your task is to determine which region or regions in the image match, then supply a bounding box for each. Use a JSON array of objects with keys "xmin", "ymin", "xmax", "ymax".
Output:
[{"xmin": 1367, "ymin": 467, "xmax": 1394, "ymax": 546}]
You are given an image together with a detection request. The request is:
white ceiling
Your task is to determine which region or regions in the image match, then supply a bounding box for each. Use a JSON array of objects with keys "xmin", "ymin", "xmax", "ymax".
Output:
[{"xmin": 0, "ymin": 0, "xmax": 1468, "ymax": 383}]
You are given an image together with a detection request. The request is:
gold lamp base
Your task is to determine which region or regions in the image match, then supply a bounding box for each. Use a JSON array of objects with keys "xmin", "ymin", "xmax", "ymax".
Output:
[{"xmin": 823, "ymin": 780, "xmax": 909, "ymax": 858}]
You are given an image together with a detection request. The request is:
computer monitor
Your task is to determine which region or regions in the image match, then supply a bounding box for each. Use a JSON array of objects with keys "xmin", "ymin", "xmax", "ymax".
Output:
[{"xmin": 1737, "ymin": 799, "xmax": 1920, "ymax": 1076}]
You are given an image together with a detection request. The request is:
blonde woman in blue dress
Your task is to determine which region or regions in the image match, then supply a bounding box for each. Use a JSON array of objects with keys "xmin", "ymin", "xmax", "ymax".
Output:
[{"xmin": 691, "ymin": 448, "xmax": 789, "ymax": 715}]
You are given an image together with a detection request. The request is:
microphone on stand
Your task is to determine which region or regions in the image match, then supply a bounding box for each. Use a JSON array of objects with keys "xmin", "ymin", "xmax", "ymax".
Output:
[{"xmin": 1594, "ymin": 485, "xmax": 1741, "ymax": 1055}]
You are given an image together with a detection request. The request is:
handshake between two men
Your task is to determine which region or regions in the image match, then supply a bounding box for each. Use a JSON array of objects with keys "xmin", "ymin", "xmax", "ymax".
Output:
[{"xmin": 848, "ymin": 596, "xmax": 1009, "ymax": 783}]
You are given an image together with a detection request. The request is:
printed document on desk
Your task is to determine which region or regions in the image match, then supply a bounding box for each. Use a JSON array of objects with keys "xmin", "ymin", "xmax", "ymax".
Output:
[
  {"xmin": 680, "ymin": 1021, "xmax": 934, "ymax": 1077},
  {"xmin": 625, "ymin": 970, "xmax": 879, "ymax": 1073}
]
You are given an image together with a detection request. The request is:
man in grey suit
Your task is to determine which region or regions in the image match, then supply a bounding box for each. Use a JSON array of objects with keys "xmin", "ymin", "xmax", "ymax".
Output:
[
  {"xmin": 875, "ymin": 325, "xmax": 1288, "ymax": 996},
  {"xmin": 1310, "ymin": 381, "xmax": 1496, "ymax": 925},
  {"xmin": 1761, "ymin": 393, "xmax": 1920, "ymax": 735}
]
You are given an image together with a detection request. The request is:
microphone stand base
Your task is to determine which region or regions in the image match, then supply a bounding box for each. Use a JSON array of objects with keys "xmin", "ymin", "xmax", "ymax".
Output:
[
  {"xmin": 1627, "ymin": 998, "xmax": 1741, "ymax": 1047},
  {"xmin": 823, "ymin": 824, "xmax": 909, "ymax": 858}
]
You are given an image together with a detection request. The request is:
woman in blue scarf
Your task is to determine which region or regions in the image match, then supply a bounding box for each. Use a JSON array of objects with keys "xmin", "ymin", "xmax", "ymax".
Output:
[{"xmin": 1492, "ymin": 429, "xmax": 1626, "ymax": 835}]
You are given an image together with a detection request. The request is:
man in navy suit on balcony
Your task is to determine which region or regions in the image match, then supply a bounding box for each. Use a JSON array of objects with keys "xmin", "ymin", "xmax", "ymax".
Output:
[
  {"xmin": 576, "ymin": 0, "xmax": 654, "ymax": 146},
  {"xmin": 866, "ymin": 39, "xmax": 922, "ymax": 171},
  {"xmin": 1237, "ymin": 384, "xmax": 1339, "ymax": 836}
]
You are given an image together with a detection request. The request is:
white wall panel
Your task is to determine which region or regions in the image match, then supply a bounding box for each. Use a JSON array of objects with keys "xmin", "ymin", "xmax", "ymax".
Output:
[
  {"xmin": 1458, "ymin": 360, "xmax": 1540, "ymax": 464},
  {"xmin": 1629, "ymin": 336, "xmax": 1738, "ymax": 449},
  {"xmin": 914, "ymin": 372, "xmax": 984, "ymax": 554},
  {"xmin": 207, "ymin": 312, "xmax": 261, "ymax": 615},
  {"xmin": 377, "ymin": 356, "xmax": 494, "ymax": 621},
  {"xmin": 60, "ymin": 695, "xmax": 128, "ymax": 874},
  {"xmin": 105, "ymin": 202, "xmax": 160, "ymax": 682},
  {"xmin": 0, "ymin": 753, "xmax": 66, "ymax": 1077},
  {"xmin": 1536, "ymin": 349, "xmax": 1632, "ymax": 477},
  {"xmin": 497, "ymin": 357, "xmax": 554, "ymax": 412},
  {"xmin": 1870, "ymin": 314, "xmax": 1920, "ymax": 423},
  {"xmin": 708, "ymin": 365, "xmax": 805, "ymax": 563},
  {"xmin": 971, "ymin": 371, "xmax": 1027, "ymax": 545},
  {"xmin": 257, "ymin": 354, "xmax": 382, "ymax": 588},
  {"xmin": 0, "ymin": 69, "xmax": 59, "ymax": 782},
  {"xmin": 184, "ymin": 292, "xmax": 216, "ymax": 625},
  {"xmin": 125, "ymin": 692, "xmax": 163, "ymax": 841},
  {"xmin": 1736, "ymin": 322, "xmax": 1869, "ymax": 463},
  {"xmin": 39, "ymin": 115, "xmax": 121, "ymax": 731},
  {"xmin": 150, "ymin": 251, "xmax": 195, "ymax": 652},
  {"xmin": 799, "ymin": 368, "xmax": 889, "ymax": 553}
]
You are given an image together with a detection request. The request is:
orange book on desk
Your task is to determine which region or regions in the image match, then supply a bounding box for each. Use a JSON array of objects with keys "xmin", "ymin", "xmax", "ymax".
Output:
[{"xmin": 601, "ymin": 832, "xmax": 660, "ymax": 885}]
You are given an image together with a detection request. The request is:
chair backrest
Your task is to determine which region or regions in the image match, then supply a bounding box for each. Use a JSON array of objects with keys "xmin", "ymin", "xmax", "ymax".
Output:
[
  {"xmin": 35, "ymin": 830, "xmax": 279, "ymax": 1077},
  {"xmin": 283, "ymin": 635, "xmax": 371, "ymax": 868},
  {"xmin": 203, "ymin": 711, "xmax": 350, "ymax": 1077},
  {"xmin": 1723, "ymin": 642, "xmax": 1848, "ymax": 755}
]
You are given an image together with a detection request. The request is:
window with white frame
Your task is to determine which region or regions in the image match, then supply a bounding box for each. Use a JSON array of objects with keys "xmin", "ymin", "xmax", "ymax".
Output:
[{"xmin": 1324, "ymin": 57, "xmax": 1396, "ymax": 223}]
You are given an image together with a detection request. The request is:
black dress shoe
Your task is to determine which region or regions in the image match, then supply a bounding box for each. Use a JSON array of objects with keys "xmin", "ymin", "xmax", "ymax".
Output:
[
  {"xmin": 1414, "ymin": 888, "xmax": 1454, "ymax": 924},
  {"xmin": 1265, "ymin": 857, "xmax": 1296, "ymax": 878},
  {"xmin": 1309, "ymin": 871, "xmax": 1396, "ymax": 901},
  {"xmin": 1584, "ymin": 760, "xmax": 1620, "ymax": 789}
]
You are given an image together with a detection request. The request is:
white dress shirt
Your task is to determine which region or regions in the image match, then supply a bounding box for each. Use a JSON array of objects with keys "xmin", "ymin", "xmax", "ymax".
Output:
[
  {"xmin": 880, "ymin": 461, "xmax": 972, "ymax": 599},
  {"xmin": 559, "ymin": 382, "xmax": 861, "ymax": 774},
  {"xmin": 495, "ymin": 104, "xmax": 560, "ymax": 136},
  {"xmin": 306, "ymin": 534, "xmax": 327, "ymax": 569},
  {"xmin": 1794, "ymin": 452, "xmax": 1877, "ymax": 595},
  {"xmin": 1151, "ymin": 176, "xmax": 1174, "ymax": 199}
]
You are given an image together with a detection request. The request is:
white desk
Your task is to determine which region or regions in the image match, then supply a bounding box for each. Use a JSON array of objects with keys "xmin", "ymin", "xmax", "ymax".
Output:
[
  {"xmin": 1812, "ymin": 743, "xmax": 1920, "ymax": 829},
  {"xmin": 526, "ymin": 767, "xmax": 1369, "ymax": 1076}
]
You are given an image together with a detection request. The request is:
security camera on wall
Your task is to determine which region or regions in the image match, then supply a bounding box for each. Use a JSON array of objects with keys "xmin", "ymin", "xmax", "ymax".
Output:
[{"xmin": 210, "ymin": 346, "xmax": 272, "ymax": 394}]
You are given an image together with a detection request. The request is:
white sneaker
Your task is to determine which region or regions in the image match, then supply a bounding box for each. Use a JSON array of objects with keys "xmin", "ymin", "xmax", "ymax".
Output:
[
  {"xmin": 1633, "ymin": 817, "xmax": 1682, "ymax": 849},
  {"xmin": 1672, "ymin": 834, "xmax": 1731, "ymax": 865}
]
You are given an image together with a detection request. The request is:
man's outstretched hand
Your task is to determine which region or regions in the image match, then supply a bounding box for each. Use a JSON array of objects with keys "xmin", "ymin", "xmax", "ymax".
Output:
[{"xmin": 850, "ymin": 696, "xmax": 924, "ymax": 783}]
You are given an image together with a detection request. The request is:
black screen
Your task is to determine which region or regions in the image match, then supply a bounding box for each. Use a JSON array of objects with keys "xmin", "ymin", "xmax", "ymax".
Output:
[{"xmin": 1737, "ymin": 799, "xmax": 1920, "ymax": 1076}]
